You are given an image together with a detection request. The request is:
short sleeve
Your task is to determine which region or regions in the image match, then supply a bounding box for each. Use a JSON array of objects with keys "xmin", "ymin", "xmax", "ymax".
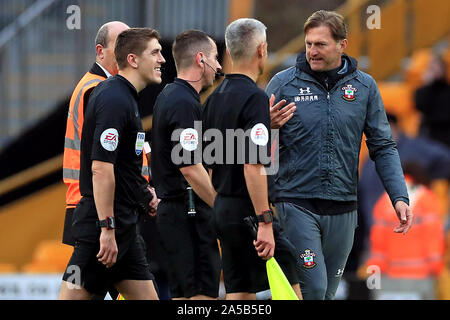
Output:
[
  {"xmin": 241, "ymin": 91, "xmax": 271, "ymax": 164},
  {"xmin": 166, "ymin": 100, "xmax": 202, "ymax": 168},
  {"xmin": 201, "ymin": 97, "xmax": 213, "ymax": 169},
  {"xmin": 91, "ymin": 94, "xmax": 129, "ymax": 164}
]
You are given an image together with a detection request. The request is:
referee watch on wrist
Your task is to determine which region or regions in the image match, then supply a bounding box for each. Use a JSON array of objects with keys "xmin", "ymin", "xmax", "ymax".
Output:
[
  {"xmin": 256, "ymin": 209, "xmax": 273, "ymax": 224},
  {"xmin": 98, "ymin": 216, "xmax": 116, "ymax": 230}
]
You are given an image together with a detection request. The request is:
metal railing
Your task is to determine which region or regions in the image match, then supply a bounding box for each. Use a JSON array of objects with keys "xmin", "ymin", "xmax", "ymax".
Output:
[
  {"xmin": 0, "ymin": 0, "xmax": 146, "ymax": 150},
  {"xmin": 0, "ymin": 0, "xmax": 229, "ymax": 199},
  {"xmin": 0, "ymin": 0, "xmax": 229, "ymax": 151},
  {"xmin": 1, "ymin": 0, "xmax": 449, "ymax": 201}
]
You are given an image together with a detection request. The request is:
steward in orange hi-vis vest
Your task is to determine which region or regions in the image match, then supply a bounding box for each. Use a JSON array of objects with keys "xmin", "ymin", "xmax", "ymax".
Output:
[
  {"xmin": 62, "ymin": 63, "xmax": 106, "ymax": 245},
  {"xmin": 367, "ymin": 176, "xmax": 445, "ymax": 279},
  {"xmin": 63, "ymin": 64, "xmax": 106, "ymax": 209}
]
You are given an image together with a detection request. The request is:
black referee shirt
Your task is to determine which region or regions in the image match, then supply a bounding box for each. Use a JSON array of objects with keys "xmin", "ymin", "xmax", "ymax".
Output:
[
  {"xmin": 151, "ymin": 78, "xmax": 202, "ymax": 199},
  {"xmin": 80, "ymin": 74, "xmax": 149, "ymax": 209},
  {"xmin": 202, "ymin": 74, "xmax": 271, "ymax": 199}
]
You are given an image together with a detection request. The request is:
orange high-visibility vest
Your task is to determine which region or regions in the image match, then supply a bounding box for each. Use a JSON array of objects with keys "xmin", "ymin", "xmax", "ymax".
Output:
[
  {"xmin": 63, "ymin": 72, "xmax": 105, "ymax": 208},
  {"xmin": 367, "ymin": 179, "xmax": 445, "ymax": 279},
  {"xmin": 142, "ymin": 150, "xmax": 150, "ymax": 182}
]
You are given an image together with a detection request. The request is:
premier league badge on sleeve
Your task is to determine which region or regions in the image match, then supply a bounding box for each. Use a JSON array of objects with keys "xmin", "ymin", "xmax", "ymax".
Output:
[
  {"xmin": 342, "ymin": 84, "xmax": 357, "ymax": 101},
  {"xmin": 250, "ymin": 123, "xmax": 269, "ymax": 146},
  {"xmin": 100, "ymin": 128, "xmax": 119, "ymax": 151},
  {"xmin": 135, "ymin": 132, "xmax": 145, "ymax": 155},
  {"xmin": 300, "ymin": 249, "xmax": 317, "ymax": 269},
  {"xmin": 179, "ymin": 128, "xmax": 199, "ymax": 151}
]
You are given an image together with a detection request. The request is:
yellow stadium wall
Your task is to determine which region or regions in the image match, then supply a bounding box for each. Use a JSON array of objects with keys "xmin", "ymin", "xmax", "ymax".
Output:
[{"xmin": 0, "ymin": 183, "xmax": 66, "ymax": 269}]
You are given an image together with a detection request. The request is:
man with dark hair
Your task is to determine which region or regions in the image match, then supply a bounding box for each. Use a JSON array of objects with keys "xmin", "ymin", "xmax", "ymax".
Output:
[
  {"xmin": 151, "ymin": 29, "xmax": 221, "ymax": 300},
  {"xmin": 59, "ymin": 28, "xmax": 165, "ymax": 300},
  {"xmin": 202, "ymin": 18, "xmax": 301, "ymax": 300},
  {"xmin": 266, "ymin": 10, "xmax": 413, "ymax": 299}
]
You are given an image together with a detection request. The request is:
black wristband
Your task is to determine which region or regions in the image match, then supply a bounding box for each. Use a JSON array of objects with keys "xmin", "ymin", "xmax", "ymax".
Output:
[
  {"xmin": 97, "ymin": 216, "xmax": 115, "ymax": 230},
  {"xmin": 256, "ymin": 209, "xmax": 273, "ymax": 224}
]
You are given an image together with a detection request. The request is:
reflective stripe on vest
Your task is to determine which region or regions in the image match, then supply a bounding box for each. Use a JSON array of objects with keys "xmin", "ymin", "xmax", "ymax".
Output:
[
  {"xmin": 369, "ymin": 181, "xmax": 445, "ymax": 279},
  {"xmin": 64, "ymin": 137, "xmax": 81, "ymax": 151},
  {"xmin": 63, "ymin": 168, "xmax": 80, "ymax": 180},
  {"xmin": 142, "ymin": 166, "xmax": 149, "ymax": 178},
  {"xmin": 63, "ymin": 72, "xmax": 105, "ymax": 206},
  {"xmin": 64, "ymin": 77, "xmax": 104, "ymax": 151},
  {"xmin": 72, "ymin": 78, "xmax": 103, "ymax": 141},
  {"xmin": 142, "ymin": 149, "xmax": 150, "ymax": 181}
]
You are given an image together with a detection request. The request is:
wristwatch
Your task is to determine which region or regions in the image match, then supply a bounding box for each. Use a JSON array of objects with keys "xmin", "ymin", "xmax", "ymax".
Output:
[
  {"xmin": 97, "ymin": 216, "xmax": 116, "ymax": 230},
  {"xmin": 256, "ymin": 209, "xmax": 273, "ymax": 224}
]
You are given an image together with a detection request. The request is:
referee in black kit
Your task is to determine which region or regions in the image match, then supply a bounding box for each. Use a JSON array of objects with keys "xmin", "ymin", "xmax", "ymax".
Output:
[
  {"xmin": 59, "ymin": 28, "xmax": 165, "ymax": 300},
  {"xmin": 151, "ymin": 30, "xmax": 222, "ymax": 300},
  {"xmin": 202, "ymin": 18, "xmax": 302, "ymax": 300}
]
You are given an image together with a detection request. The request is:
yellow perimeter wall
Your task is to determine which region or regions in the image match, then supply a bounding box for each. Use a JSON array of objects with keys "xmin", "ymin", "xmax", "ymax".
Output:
[{"xmin": 0, "ymin": 183, "xmax": 66, "ymax": 268}]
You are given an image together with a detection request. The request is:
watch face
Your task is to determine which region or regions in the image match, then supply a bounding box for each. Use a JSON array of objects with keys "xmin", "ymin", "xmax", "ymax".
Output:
[
  {"xmin": 107, "ymin": 217, "xmax": 115, "ymax": 229},
  {"xmin": 258, "ymin": 210, "xmax": 273, "ymax": 223}
]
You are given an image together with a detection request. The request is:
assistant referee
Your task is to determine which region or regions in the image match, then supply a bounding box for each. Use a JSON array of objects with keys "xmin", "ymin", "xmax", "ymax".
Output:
[
  {"xmin": 202, "ymin": 18, "xmax": 302, "ymax": 300},
  {"xmin": 151, "ymin": 30, "xmax": 222, "ymax": 300}
]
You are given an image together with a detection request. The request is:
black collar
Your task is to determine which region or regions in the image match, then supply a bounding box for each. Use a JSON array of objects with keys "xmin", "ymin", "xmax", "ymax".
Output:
[
  {"xmin": 225, "ymin": 73, "xmax": 256, "ymax": 84},
  {"xmin": 174, "ymin": 78, "xmax": 200, "ymax": 102},
  {"xmin": 89, "ymin": 62, "xmax": 107, "ymax": 78},
  {"xmin": 115, "ymin": 74, "xmax": 139, "ymax": 100}
]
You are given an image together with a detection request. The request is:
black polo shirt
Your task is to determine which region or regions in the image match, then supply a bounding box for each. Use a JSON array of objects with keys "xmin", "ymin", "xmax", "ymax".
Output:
[
  {"xmin": 80, "ymin": 74, "xmax": 149, "ymax": 211},
  {"xmin": 151, "ymin": 78, "xmax": 202, "ymax": 199},
  {"xmin": 202, "ymin": 74, "xmax": 271, "ymax": 199}
]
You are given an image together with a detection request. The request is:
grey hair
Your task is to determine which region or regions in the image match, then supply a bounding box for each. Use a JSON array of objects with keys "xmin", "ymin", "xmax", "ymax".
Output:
[
  {"xmin": 225, "ymin": 18, "xmax": 267, "ymax": 61},
  {"xmin": 95, "ymin": 24, "xmax": 109, "ymax": 48}
]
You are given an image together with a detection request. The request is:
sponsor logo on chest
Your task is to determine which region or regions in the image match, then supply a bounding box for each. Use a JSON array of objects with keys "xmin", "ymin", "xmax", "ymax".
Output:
[{"xmin": 295, "ymin": 87, "xmax": 319, "ymax": 102}]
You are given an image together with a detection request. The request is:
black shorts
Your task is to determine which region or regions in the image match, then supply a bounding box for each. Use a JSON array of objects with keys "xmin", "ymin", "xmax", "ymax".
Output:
[
  {"xmin": 214, "ymin": 194, "xmax": 300, "ymax": 294},
  {"xmin": 62, "ymin": 207, "xmax": 76, "ymax": 246},
  {"xmin": 71, "ymin": 197, "xmax": 139, "ymax": 243},
  {"xmin": 156, "ymin": 198, "xmax": 221, "ymax": 298},
  {"xmin": 62, "ymin": 234, "xmax": 154, "ymax": 295}
]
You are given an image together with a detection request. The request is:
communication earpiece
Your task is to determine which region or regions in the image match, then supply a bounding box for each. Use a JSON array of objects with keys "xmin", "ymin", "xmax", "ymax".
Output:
[{"xmin": 198, "ymin": 57, "xmax": 225, "ymax": 78}]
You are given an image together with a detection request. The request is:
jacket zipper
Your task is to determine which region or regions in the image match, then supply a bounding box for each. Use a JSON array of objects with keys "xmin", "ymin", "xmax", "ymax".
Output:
[{"xmin": 325, "ymin": 79, "xmax": 331, "ymax": 196}]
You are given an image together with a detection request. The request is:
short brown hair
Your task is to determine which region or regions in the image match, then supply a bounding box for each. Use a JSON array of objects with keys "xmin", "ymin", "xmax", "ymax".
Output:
[
  {"xmin": 304, "ymin": 10, "xmax": 347, "ymax": 41},
  {"xmin": 115, "ymin": 27, "xmax": 160, "ymax": 69},
  {"xmin": 172, "ymin": 29, "xmax": 213, "ymax": 71}
]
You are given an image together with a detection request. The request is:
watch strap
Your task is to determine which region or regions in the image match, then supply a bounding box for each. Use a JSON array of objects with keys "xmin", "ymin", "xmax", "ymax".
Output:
[
  {"xmin": 256, "ymin": 209, "xmax": 273, "ymax": 224},
  {"xmin": 97, "ymin": 216, "xmax": 115, "ymax": 230}
]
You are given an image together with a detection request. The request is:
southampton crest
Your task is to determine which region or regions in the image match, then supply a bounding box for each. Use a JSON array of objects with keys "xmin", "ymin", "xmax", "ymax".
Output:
[
  {"xmin": 300, "ymin": 249, "xmax": 317, "ymax": 269},
  {"xmin": 342, "ymin": 84, "xmax": 357, "ymax": 101}
]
